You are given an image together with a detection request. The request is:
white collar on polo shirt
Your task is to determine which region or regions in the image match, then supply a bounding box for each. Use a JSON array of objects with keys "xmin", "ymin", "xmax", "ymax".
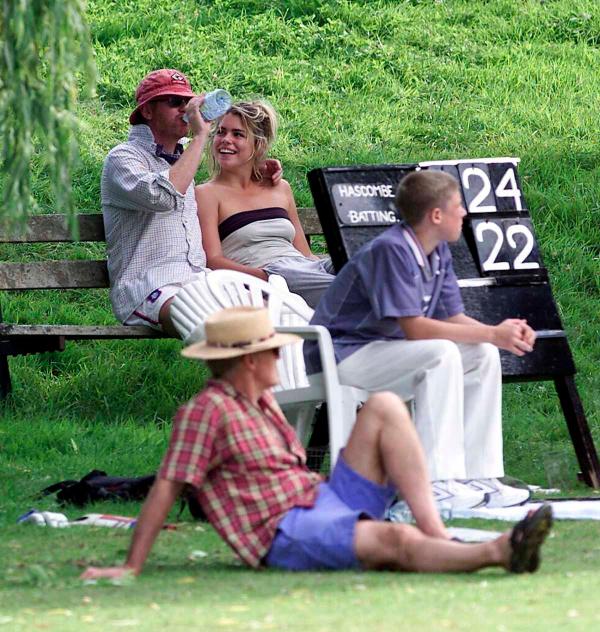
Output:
[{"xmin": 401, "ymin": 225, "xmax": 441, "ymax": 282}]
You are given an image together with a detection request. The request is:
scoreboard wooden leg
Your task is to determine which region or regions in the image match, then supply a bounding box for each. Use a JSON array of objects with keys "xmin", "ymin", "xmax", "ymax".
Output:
[
  {"xmin": 0, "ymin": 353, "xmax": 11, "ymax": 400},
  {"xmin": 554, "ymin": 375, "xmax": 600, "ymax": 488}
]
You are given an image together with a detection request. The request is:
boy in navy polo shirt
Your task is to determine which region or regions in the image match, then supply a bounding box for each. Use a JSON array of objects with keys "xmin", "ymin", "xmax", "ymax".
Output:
[{"xmin": 306, "ymin": 170, "xmax": 536, "ymax": 510}]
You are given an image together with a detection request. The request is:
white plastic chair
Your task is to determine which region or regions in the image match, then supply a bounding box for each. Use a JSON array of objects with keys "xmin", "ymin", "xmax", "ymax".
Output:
[{"xmin": 170, "ymin": 269, "xmax": 364, "ymax": 468}]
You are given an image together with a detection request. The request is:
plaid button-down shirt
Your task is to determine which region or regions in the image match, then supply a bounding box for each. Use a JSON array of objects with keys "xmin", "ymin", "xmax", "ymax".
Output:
[
  {"xmin": 158, "ymin": 379, "xmax": 322, "ymax": 567},
  {"xmin": 101, "ymin": 125, "xmax": 207, "ymax": 322}
]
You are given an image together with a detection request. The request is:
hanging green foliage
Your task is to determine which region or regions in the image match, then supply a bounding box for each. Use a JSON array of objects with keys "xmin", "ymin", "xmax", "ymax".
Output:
[{"xmin": 0, "ymin": 0, "xmax": 96, "ymax": 234}]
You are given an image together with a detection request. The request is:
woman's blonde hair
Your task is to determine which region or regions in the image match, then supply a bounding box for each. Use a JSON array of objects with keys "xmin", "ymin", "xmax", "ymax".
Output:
[{"xmin": 209, "ymin": 99, "xmax": 278, "ymax": 181}]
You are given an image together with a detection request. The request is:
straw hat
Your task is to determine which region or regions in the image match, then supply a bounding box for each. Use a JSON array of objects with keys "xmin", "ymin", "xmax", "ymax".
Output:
[{"xmin": 181, "ymin": 307, "xmax": 300, "ymax": 360}]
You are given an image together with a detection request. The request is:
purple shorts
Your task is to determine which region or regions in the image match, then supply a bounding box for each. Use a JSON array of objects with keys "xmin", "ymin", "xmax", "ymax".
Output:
[{"xmin": 264, "ymin": 453, "xmax": 396, "ymax": 571}]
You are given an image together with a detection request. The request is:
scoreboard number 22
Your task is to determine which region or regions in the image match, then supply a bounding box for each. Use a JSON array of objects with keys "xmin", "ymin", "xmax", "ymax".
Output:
[{"xmin": 472, "ymin": 218, "xmax": 540, "ymax": 273}]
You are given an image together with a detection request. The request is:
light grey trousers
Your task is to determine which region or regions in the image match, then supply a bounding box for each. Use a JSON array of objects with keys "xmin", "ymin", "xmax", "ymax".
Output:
[
  {"xmin": 263, "ymin": 256, "xmax": 335, "ymax": 308},
  {"xmin": 337, "ymin": 339, "xmax": 504, "ymax": 482}
]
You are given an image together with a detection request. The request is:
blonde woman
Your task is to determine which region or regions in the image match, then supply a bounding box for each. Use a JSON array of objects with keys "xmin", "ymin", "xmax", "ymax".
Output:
[{"xmin": 195, "ymin": 100, "xmax": 334, "ymax": 307}]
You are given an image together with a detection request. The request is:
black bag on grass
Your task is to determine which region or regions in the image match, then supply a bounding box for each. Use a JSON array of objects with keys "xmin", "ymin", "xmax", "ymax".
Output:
[
  {"xmin": 38, "ymin": 469, "xmax": 207, "ymax": 521},
  {"xmin": 38, "ymin": 470, "xmax": 156, "ymax": 506}
]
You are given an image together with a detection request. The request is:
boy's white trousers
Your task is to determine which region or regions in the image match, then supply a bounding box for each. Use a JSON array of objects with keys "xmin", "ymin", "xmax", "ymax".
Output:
[{"xmin": 337, "ymin": 340, "xmax": 503, "ymax": 481}]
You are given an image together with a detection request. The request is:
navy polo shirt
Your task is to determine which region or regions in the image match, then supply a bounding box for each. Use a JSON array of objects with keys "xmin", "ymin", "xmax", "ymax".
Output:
[{"xmin": 304, "ymin": 223, "xmax": 464, "ymax": 374}]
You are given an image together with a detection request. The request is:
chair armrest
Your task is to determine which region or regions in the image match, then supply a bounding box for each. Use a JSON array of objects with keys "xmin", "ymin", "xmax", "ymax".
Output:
[
  {"xmin": 276, "ymin": 324, "xmax": 354, "ymax": 469},
  {"xmin": 275, "ymin": 325, "xmax": 340, "ymax": 387}
]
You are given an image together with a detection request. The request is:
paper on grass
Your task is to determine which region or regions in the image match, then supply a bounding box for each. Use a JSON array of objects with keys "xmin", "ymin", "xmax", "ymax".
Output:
[
  {"xmin": 446, "ymin": 527, "xmax": 502, "ymax": 542},
  {"xmin": 453, "ymin": 499, "xmax": 600, "ymax": 522}
]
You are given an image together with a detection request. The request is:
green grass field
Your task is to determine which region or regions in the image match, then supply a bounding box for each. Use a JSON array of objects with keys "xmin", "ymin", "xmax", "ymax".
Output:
[{"xmin": 2, "ymin": 0, "xmax": 600, "ymax": 628}]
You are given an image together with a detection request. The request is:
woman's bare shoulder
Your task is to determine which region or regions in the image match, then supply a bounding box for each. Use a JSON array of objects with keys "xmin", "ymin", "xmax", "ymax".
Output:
[
  {"xmin": 268, "ymin": 178, "xmax": 292, "ymax": 194},
  {"xmin": 195, "ymin": 179, "xmax": 220, "ymax": 195},
  {"xmin": 195, "ymin": 180, "xmax": 232, "ymax": 209}
]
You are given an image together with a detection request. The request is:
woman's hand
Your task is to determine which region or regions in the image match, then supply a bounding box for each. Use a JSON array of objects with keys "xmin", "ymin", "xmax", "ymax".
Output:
[{"xmin": 260, "ymin": 159, "xmax": 283, "ymax": 186}]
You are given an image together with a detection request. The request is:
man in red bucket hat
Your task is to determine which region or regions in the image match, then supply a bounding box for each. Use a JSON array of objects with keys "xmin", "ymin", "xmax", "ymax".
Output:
[{"xmin": 101, "ymin": 69, "xmax": 281, "ymax": 336}]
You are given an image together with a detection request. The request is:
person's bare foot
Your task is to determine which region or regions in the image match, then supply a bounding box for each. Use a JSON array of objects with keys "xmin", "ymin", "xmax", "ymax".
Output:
[{"xmin": 491, "ymin": 532, "xmax": 512, "ymax": 568}]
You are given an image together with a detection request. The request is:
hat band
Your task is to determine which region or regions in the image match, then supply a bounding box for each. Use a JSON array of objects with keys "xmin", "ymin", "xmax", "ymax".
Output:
[{"xmin": 212, "ymin": 331, "xmax": 276, "ymax": 349}]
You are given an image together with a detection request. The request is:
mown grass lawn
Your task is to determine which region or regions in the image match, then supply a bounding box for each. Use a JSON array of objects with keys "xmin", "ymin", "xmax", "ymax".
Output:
[
  {"xmin": 2, "ymin": 516, "xmax": 600, "ymax": 631},
  {"xmin": 2, "ymin": 0, "xmax": 600, "ymax": 629}
]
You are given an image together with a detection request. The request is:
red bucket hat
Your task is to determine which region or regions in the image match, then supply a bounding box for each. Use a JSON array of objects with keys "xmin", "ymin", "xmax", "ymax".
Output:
[{"xmin": 129, "ymin": 69, "xmax": 196, "ymax": 125}]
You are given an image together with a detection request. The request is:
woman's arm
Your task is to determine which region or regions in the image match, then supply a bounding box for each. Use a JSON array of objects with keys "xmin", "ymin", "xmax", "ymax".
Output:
[
  {"xmin": 195, "ymin": 184, "xmax": 268, "ymax": 280},
  {"xmin": 283, "ymin": 180, "xmax": 317, "ymax": 259}
]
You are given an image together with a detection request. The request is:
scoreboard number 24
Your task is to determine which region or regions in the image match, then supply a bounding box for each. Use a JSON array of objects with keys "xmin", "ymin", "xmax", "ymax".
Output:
[{"xmin": 424, "ymin": 158, "xmax": 543, "ymax": 276}]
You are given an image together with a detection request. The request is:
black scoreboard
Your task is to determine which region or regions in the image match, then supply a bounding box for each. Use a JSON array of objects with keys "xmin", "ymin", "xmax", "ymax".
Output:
[{"xmin": 308, "ymin": 158, "xmax": 600, "ymax": 487}]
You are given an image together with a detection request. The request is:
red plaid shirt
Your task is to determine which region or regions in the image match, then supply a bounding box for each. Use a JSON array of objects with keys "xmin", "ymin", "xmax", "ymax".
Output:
[{"xmin": 158, "ymin": 379, "xmax": 322, "ymax": 567}]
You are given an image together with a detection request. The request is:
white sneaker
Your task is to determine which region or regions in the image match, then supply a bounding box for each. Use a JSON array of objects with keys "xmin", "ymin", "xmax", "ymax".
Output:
[
  {"xmin": 431, "ymin": 479, "xmax": 489, "ymax": 511},
  {"xmin": 463, "ymin": 478, "xmax": 531, "ymax": 508}
]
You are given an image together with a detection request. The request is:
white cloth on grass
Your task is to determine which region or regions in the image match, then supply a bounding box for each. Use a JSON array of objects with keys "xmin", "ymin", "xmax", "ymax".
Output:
[{"xmin": 454, "ymin": 500, "xmax": 600, "ymax": 521}]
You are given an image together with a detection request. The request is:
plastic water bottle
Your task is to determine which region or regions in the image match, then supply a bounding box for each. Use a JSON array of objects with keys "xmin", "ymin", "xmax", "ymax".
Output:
[
  {"xmin": 386, "ymin": 500, "xmax": 415, "ymax": 524},
  {"xmin": 386, "ymin": 500, "xmax": 452, "ymax": 523},
  {"xmin": 201, "ymin": 89, "xmax": 232, "ymax": 120},
  {"xmin": 183, "ymin": 88, "xmax": 231, "ymax": 123}
]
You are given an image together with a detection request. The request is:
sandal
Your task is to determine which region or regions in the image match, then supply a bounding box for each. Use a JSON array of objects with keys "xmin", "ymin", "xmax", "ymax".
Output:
[{"xmin": 509, "ymin": 504, "xmax": 553, "ymax": 573}]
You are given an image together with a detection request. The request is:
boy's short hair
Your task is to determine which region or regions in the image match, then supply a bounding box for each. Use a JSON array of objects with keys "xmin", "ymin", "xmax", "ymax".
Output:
[{"xmin": 395, "ymin": 170, "xmax": 460, "ymax": 227}]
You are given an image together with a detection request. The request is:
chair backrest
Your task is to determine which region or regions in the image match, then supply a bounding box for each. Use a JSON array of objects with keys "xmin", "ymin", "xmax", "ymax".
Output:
[
  {"xmin": 205, "ymin": 270, "xmax": 314, "ymax": 392},
  {"xmin": 205, "ymin": 269, "xmax": 313, "ymax": 320},
  {"xmin": 205, "ymin": 270, "xmax": 266, "ymax": 309},
  {"xmin": 170, "ymin": 270, "xmax": 314, "ymax": 391}
]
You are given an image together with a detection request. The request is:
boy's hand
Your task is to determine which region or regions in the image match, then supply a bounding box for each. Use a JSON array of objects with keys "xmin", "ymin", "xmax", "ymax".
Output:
[
  {"xmin": 493, "ymin": 319, "xmax": 535, "ymax": 356},
  {"xmin": 519, "ymin": 320, "xmax": 536, "ymax": 348}
]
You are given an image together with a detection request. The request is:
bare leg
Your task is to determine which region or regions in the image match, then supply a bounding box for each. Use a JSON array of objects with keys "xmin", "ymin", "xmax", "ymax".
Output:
[
  {"xmin": 159, "ymin": 298, "xmax": 180, "ymax": 338},
  {"xmin": 354, "ymin": 520, "xmax": 509, "ymax": 572},
  {"xmin": 342, "ymin": 392, "xmax": 447, "ymax": 539}
]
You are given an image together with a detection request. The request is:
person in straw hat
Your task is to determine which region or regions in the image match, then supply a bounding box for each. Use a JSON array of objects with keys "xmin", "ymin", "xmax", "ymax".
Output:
[{"xmin": 81, "ymin": 307, "xmax": 551, "ymax": 579}]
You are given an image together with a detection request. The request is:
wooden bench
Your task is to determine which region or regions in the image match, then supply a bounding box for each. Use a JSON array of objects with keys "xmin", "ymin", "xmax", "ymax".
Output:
[{"xmin": 0, "ymin": 210, "xmax": 323, "ymax": 399}]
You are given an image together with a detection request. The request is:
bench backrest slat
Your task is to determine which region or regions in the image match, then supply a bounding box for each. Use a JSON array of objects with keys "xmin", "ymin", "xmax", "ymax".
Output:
[
  {"xmin": 0, "ymin": 210, "xmax": 323, "ymax": 292},
  {"xmin": 0, "ymin": 214, "xmax": 106, "ymax": 243},
  {"xmin": 296, "ymin": 208, "xmax": 322, "ymax": 236},
  {"xmin": 0, "ymin": 209, "xmax": 323, "ymax": 243},
  {"xmin": 0, "ymin": 261, "xmax": 109, "ymax": 290}
]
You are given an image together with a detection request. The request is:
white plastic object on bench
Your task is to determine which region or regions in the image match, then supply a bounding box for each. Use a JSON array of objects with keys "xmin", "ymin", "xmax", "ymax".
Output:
[{"xmin": 170, "ymin": 270, "xmax": 365, "ymax": 468}]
